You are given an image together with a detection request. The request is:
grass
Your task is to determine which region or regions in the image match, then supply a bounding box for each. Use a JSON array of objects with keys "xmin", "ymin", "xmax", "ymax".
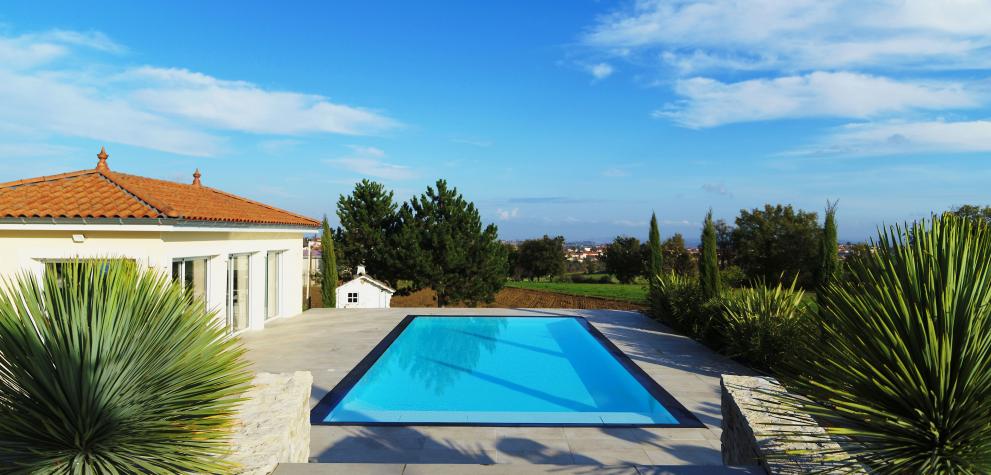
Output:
[{"xmin": 505, "ymin": 280, "xmax": 648, "ymax": 304}]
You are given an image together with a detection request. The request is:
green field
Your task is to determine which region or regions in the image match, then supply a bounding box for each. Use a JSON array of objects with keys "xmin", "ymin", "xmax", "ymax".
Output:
[{"xmin": 505, "ymin": 280, "xmax": 648, "ymax": 304}]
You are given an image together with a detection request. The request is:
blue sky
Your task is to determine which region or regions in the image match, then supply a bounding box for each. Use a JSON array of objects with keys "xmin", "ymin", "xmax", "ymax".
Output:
[{"xmin": 1, "ymin": 1, "xmax": 990, "ymax": 243}]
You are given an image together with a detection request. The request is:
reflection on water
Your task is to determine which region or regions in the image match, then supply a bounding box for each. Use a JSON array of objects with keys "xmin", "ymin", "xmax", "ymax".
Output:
[
  {"xmin": 328, "ymin": 316, "xmax": 682, "ymax": 424},
  {"xmin": 366, "ymin": 317, "xmax": 508, "ymax": 394}
]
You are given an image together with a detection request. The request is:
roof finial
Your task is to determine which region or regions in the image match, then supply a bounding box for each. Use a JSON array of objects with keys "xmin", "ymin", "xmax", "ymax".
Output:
[
  {"xmin": 96, "ymin": 146, "xmax": 109, "ymax": 171},
  {"xmin": 192, "ymin": 168, "xmax": 202, "ymax": 186}
]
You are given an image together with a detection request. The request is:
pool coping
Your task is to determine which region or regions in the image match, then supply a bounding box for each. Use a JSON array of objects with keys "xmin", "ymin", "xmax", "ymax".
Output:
[{"xmin": 310, "ymin": 314, "xmax": 705, "ymax": 428}]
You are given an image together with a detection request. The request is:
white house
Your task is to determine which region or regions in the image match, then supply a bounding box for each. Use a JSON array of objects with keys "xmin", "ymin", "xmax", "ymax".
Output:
[
  {"xmin": 0, "ymin": 147, "xmax": 320, "ymax": 333},
  {"xmin": 335, "ymin": 266, "xmax": 395, "ymax": 309}
]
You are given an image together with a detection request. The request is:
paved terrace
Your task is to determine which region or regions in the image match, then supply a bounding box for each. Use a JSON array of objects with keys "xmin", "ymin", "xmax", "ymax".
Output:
[{"xmin": 241, "ymin": 308, "xmax": 757, "ymax": 472}]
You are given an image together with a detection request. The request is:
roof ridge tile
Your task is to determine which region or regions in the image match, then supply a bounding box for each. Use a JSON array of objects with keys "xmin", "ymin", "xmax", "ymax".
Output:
[
  {"xmin": 0, "ymin": 169, "xmax": 99, "ymax": 189},
  {"xmin": 99, "ymin": 171, "xmax": 179, "ymax": 217}
]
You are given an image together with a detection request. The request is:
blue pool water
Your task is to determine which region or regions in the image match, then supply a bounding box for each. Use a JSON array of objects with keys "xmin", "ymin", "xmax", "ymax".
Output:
[{"xmin": 322, "ymin": 316, "xmax": 681, "ymax": 425}]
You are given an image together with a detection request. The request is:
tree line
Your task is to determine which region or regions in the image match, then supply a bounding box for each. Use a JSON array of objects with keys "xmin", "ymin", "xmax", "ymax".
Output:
[
  {"xmin": 499, "ymin": 202, "xmax": 843, "ymax": 290},
  {"xmin": 321, "ymin": 179, "xmax": 506, "ymax": 307},
  {"xmin": 603, "ymin": 203, "xmax": 841, "ymax": 290},
  {"xmin": 320, "ymin": 183, "xmax": 989, "ymax": 307}
]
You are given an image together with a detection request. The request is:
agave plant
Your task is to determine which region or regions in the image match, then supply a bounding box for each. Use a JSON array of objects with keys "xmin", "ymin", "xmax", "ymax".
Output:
[
  {"xmin": 0, "ymin": 259, "xmax": 252, "ymax": 473},
  {"xmin": 721, "ymin": 277, "xmax": 811, "ymax": 372},
  {"xmin": 782, "ymin": 214, "xmax": 991, "ymax": 473}
]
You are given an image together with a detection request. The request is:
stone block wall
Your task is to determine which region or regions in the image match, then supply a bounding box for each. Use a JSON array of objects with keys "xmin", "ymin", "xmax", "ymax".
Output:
[
  {"xmin": 228, "ymin": 371, "xmax": 313, "ymax": 474},
  {"xmin": 721, "ymin": 375, "xmax": 865, "ymax": 474}
]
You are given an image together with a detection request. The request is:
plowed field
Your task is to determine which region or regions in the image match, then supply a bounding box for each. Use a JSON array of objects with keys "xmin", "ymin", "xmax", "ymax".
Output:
[{"xmin": 392, "ymin": 287, "xmax": 644, "ymax": 311}]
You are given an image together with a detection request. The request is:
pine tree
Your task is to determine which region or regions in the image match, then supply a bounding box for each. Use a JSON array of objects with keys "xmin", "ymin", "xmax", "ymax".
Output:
[
  {"xmin": 336, "ymin": 179, "xmax": 400, "ymax": 285},
  {"xmin": 816, "ymin": 200, "xmax": 839, "ymax": 289},
  {"xmin": 320, "ymin": 215, "xmax": 337, "ymax": 308},
  {"xmin": 699, "ymin": 209, "xmax": 721, "ymax": 299},
  {"xmin": 399, "ymin": 179, "xmax": 507, "ymax": 307}
]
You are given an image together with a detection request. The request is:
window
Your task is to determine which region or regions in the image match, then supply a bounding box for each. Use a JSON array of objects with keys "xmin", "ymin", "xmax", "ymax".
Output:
[
  {"xmin": 172, "ymin": 257, "xmax": 209, "ymax": 303},
  {"xmin": 265, "ymin": 251, "xmax": 281, "ymax": 320},
  {"xmin": 227, "ymin": 254, "xmax": 251, "ymax": 332},
  {"xmin": 347, "ymin": 292, "xmax": 358, "ymax": 303},
  {"xmin": 45, "ymin": 259, "xmax": 136, "ymax": 289}
]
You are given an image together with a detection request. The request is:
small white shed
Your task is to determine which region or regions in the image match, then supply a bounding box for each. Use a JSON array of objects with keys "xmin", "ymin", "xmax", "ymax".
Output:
[{"xmin": 335, "ymin": 266, "xmax": 395, "ymax": 309}]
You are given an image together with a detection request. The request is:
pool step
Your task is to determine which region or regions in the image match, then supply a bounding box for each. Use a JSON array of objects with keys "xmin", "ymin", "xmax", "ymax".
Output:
[{"xmin": 274, "ymin": 463, "xmax": 764, "ymax": 474}]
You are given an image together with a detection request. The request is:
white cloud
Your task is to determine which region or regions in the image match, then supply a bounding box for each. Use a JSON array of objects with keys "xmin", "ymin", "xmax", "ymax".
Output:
[
  {"xmin": 0, "ymin": 30, "xmax": 123, "ymax": 70},
  {"xmin": 347, "ymin": 145, "xmax": 386, "ymax": 157},
  {"xmin": 613, "ymin": 219, "xmax": 647, "ymax": 227},
  {"xmin": 790, "ymin": 120, "xmax": 991, "ymax": 156},
  {"xmin": 125, "ymin": 67, "xmax": 400, "ymax": 136},
  {"xmin": 0, "ymin": 69, "xmax": 224, "ymax": 156},
  {"xmin": 0, "ymin": 142, "xmax": 77, "ymax": 157},
  {"xmin": 451, "ymin": 137, "xmax": 493, "ymax": 147},
  {"xmin": 701, "ymin": 183, "xmax": 731, "ymax": 196},
  {"xmin": 0, "ymin": 30, "xmax": 400, "ymax": 157},
  {"xmin": 587, "ymin": 62, "xmax": 615, "ymax": 80},
  {"xmin": 325, "ymin": 147, "xmax": 416, "ymax": 180},
  {"xmin": 328, "ymin": 157, "xmax": 416, "ymax": 180},
  {"xmin": 38, "ymin": 30, "xmax": 124, "ymax": 53},
  {"xmin": 602, "ymin": 167, "xmax": 631, "ymax": 177},
  {"xmin": 258, "ymin": 139, "xmax": 301, "ymax": 155},
  {"xmin": 497, "ymin": 208, "xmax": 520, "ymax": 221},
  {"xmin": 585, "ymin": 0, "xmax": 991, "ymax": 72},
  {"xmin": 657, "ymin": 72, "xmax": 978, "ymax": 128}
]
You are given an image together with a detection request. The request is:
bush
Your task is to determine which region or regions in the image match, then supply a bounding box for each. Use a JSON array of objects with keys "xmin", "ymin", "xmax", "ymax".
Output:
[
  {"xmin": 720, "ymin": 278, "xmax": 811, "ymax": 372},
  {"xmin": 719, "ymin": 265, "xmax": 747, "ymax": 288},
  {"xmin": 569, "ymin": 273, "xmax": 616, "ymax": 284},
  {"xmin": 0, "ymin": 260, "xmax": 252, "ymax": 472},
  {"xmin": 650, "ymin": 273, "xmax": 722, "ymax": 343},
  {"xmin": 781, "ymin": 214, "xmax": 991, "ymax": 472}
]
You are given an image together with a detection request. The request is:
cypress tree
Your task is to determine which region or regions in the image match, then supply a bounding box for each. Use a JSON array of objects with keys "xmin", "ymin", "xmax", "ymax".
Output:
[
  {"xmin": 817, "ymin": 200, "xmax": 839, "ymax": 289},
  {"xmin": 646, "ymin": 212, "xmax": 665, "ymax": 319},
  {"xmin": 320, "ymin": 215, "xmax": 337, "ymax": 308},
  {"xmin": 699, "ymin": 209, "xmax": 721, "ymax": 299},
  {"xmin": 648, "ymin": 212, "xmax": 664, "ymax": 283}
]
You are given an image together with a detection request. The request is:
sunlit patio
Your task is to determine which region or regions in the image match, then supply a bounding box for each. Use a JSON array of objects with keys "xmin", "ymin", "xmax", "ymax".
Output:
[{"xmin": 242, "ymin": 307, "xmax": 760, "ymax": 472}]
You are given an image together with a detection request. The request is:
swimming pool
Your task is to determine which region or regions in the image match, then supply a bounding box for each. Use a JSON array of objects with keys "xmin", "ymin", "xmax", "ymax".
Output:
[{"xmin": 311, "ymin": 316, "xmax": 702, "ymax": 427}]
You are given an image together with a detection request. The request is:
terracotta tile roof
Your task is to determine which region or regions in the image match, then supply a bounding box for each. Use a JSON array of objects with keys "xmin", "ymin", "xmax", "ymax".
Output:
[{"xmin": 0, "ymin": 150, "xmax": 319, "ymax": 227}]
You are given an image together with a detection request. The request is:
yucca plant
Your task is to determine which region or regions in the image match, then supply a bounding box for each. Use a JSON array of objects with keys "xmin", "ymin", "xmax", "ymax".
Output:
[
  {"xmin": 0, "ymin": 259, "xmax": 252, "ymax": 473},
  {"xmin": 781, "ymin": 214, "xmax": 991, "ymax": 473},
  {"xmin": 721, "ymin": 278, "xmax": 811, "ymax": 373}
]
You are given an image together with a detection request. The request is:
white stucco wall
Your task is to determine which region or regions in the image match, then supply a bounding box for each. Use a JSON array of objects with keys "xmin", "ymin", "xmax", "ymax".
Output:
[
  {"xmin": 0, "ymin": 225, "xmax": 309, "ymax": 333},
  {"xmin": 335, "ymin": 277, "xmax": 393, "ymax": 309}
]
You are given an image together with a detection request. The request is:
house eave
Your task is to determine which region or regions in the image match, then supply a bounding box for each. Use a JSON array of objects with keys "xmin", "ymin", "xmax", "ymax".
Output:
[{"xmin": 0, "ymin": 216, "xmax": 320, "ymax": 233}]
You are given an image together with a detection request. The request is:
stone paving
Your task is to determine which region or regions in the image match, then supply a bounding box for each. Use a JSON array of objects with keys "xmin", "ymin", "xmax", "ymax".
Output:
[{"xmin": 241, "ymin": 307, "xmax": 756, "ymax": 469}]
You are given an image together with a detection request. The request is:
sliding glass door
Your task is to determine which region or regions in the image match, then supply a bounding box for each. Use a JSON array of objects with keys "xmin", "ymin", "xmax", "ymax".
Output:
[
  {"xmin": 171, "ymin": 257, "xmax": 208, "ymax": 303},
  {"xmin": 265, "ymin": 251, "xmax": 281, "ymax": 319},
  {"xmin": 227, "ymin": 254, "xmax": 250, "ymax": 332}
]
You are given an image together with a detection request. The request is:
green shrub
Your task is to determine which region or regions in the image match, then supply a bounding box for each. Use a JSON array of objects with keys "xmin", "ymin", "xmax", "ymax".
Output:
[
  {"xmin": 570, "ymin": 273, "xmax": 616, "ymax": 284},
  {"xmin": 781, "ymin": 214, "xmax": 991, "ymax": 473},
  {"xmin": 0, "ymin": 260, "xmax": 252, "ymax": 472},
  {"xmin": 720, "ymin": 278, "xmax": 811, "ymax": 372},
  {"xmin": 651, "ymin": 273, "xmax": 722, "ymax": 343},
  {"xmin": 719, "ymin": 265, "xmax": 747, "ymax": 288}
]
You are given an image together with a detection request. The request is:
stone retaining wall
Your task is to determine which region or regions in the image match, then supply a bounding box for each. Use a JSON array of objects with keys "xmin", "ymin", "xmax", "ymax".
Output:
[
  {"xmin": 228, "ymin": 371, "xmax": 313, "ymax": 474},
  {"xmin": 721, "ymin": 375, "xmax": 865, "ymax": 474}
]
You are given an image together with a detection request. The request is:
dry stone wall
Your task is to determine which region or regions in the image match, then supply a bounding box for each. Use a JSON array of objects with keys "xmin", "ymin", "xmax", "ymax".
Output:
[
  {"xmin": 228, "ymin": 371, "xmax": 313, "ymax": 474},
  {"xmin": 721, "ymin": 375, "xmax": 866, "ymax": 474}
]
